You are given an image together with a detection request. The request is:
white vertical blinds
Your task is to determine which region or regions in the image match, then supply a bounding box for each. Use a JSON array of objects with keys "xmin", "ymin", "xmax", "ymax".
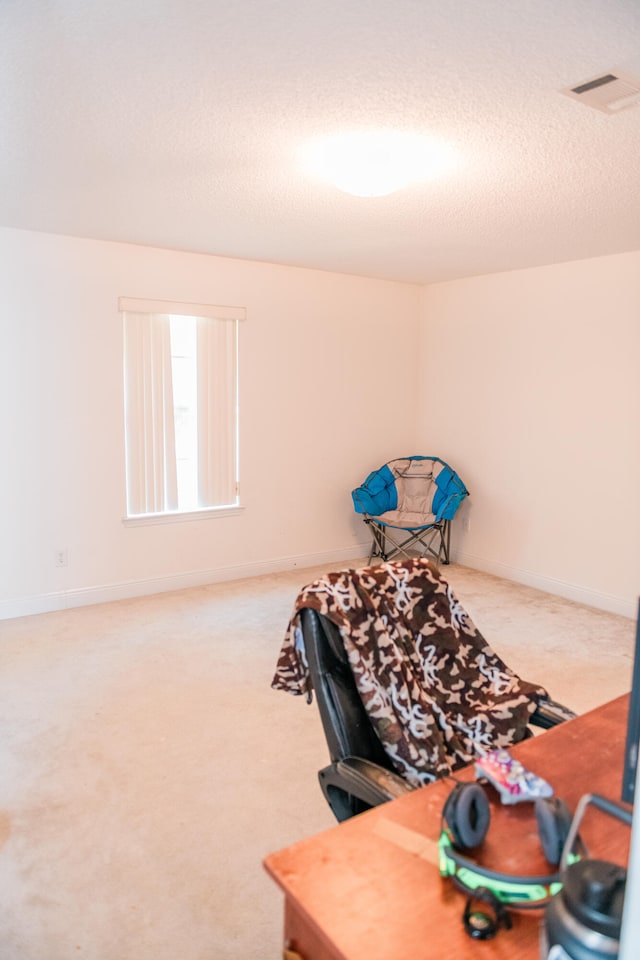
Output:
[
  {"xmin": 196, "ymin": 315, "xmax": 238, "ymax": 508},
  {"xmin": 123, "ymin": 312, "xmax": 179, "ymax": 515},
  {"xmin": 121, "ymin": 298, "xmax": 243, "ymax": 517}
]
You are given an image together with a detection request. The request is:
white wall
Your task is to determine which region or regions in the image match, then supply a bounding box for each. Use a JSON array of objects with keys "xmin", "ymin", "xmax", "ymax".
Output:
[
  {"xmin": 418, "ymin": 251, "xmax": 640, "ymax": 616},
  {"xmin": 4, "ymin": 230, "xmax": 638, "ymax": 619},
  {"xmin": 0, "ymin": 227, "xmax": 421, "ymax": 617}
]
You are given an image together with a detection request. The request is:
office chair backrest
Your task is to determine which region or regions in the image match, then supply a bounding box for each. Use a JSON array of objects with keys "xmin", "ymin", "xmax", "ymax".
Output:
[
  {"xmin": 300, "ymin": 607, "xmax": 395, "ymax": 773},
  {"xmin": 274, "ymin": 561, "xmax": 576, "ymax": 821}
]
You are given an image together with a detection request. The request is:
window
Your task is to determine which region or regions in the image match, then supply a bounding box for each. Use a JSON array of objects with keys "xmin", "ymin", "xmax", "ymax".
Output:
[{"xmin": 120, "ymin": 297, "xmax": 243, "ymax": 520}]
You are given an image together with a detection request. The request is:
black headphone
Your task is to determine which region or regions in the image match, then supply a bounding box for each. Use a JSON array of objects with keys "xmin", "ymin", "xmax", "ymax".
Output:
[{"xmin": 439, "ymin": 782, "xmax": 579, "ymax": 920}]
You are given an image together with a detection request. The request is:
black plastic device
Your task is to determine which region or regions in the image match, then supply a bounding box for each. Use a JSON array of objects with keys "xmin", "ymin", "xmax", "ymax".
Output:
[{"xmin": 621, "ymin": 599, "xmax": 640, "ymax": 805}]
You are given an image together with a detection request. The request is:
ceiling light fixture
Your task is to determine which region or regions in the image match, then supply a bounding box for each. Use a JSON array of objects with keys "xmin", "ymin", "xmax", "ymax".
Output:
[{"xmin": 300, "ymin": 130, "xmax": 456, "ymax": 198}]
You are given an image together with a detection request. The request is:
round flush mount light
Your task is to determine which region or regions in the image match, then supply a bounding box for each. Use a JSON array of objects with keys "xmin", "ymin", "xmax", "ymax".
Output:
[{"xmin": 299, "ymin": 129, "xmax": 456, "ymax": 197}]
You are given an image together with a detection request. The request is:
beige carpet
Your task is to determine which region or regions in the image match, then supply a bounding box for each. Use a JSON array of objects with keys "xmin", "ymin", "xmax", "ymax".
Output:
[{"xmin": 0, "ymin": 561, "xmax": 634, "ymax": 959}]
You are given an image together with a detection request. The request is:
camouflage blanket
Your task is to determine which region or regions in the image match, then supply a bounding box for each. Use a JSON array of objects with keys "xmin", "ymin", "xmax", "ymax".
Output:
[{"xmin": 272, "ymin": 559, "xmax": 547, "ymax": 787}]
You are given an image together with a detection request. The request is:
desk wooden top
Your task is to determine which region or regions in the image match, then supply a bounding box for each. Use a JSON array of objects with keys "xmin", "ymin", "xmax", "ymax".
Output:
[{"xmin": 264, "ymin": 694, "xmax": 631, "ymax": 960}]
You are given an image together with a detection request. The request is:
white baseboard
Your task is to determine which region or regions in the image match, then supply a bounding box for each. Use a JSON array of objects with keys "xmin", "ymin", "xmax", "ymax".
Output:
[
  {"xmin": 3, "ymin": 545, "xmax": 633, "ymax": 622},
  {"xmin": 454, "ymin": 549, "xmax": 636, "ymax": 619},
  {"xmin": 0, "ymin": 544, "xmax": 372, "ymax": 621}
]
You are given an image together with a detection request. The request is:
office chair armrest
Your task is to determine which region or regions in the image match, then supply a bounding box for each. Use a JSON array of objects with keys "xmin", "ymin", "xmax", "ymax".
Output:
[
  {"xmin": 335, "ymin": 757, "xmax": 412, "ymax": 802},
  {"xmin": 319, "ymin": 757, "xmax": 412, "ymax": 820},
  {"xmin": 530, "ymin": 696, "xmax": 577, "ymax": 730}
]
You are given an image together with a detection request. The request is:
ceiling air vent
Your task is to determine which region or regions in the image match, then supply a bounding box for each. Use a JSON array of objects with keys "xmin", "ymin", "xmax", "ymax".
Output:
[{"xmin": 561, "ymin": 69, "xmax": 640, "ymax": 113}]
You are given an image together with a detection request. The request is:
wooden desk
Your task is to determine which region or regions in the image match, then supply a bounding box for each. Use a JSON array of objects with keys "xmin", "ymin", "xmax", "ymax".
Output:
[{"xmin": 265, "ymin": 694, "xmax": 631, "ymax": 960}]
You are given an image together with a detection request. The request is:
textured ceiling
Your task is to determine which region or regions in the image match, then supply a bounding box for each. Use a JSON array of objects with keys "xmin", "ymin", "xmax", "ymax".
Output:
[{"xmin": 1, "ymin": 0, "xmax": 639, "ymax": 284}]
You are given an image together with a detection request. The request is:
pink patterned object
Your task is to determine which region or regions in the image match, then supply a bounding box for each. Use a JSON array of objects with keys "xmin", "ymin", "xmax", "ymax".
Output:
[{"xmin": 475, "ymin": 749, "xmax": 554, "ymax": 804}]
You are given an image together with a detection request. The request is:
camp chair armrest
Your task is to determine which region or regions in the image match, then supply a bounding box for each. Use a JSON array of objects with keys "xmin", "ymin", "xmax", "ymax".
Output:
[
  {"xmin": 530, "ymin": 696, "xmax": 578, "ymax": 729},
  {"xmin": 319, "ymin": 757, "xmax": 412, "ymax": 810},
  {"xmin": 434, "ymin": 491, "xmax": 464, "ymax": 521}
]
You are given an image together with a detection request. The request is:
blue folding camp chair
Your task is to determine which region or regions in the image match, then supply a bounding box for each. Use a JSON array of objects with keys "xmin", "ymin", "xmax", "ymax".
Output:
[{"xmin": 352, "ymin": 456, "xmax": 469, "ymax": 565}]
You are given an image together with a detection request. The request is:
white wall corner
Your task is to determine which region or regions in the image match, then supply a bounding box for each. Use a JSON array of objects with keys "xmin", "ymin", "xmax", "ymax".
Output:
[{"xmin": 454, "ymin": 549, "xmax": 636, "ymax": 619}]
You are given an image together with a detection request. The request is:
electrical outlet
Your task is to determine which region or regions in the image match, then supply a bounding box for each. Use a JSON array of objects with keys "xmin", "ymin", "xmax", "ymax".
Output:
[
  {"xmin": 55, "ymin": 548, "xmax": 68, "ymax": 568},
  {"xmin": 463, "ymin": 517, "xmax": 471, "ymax": 532}
]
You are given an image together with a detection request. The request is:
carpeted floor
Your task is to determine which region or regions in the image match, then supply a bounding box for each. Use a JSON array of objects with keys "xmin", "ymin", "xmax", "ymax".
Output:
[{"xmin": 0, "ymin": 561, "xmax": 634, "ymax": 959}]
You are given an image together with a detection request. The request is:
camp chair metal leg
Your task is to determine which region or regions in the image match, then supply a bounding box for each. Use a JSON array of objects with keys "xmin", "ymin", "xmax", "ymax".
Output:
[
  {"xmin": 440, "ymin": 520, "xmax": 451, "ymax": 565},
  {"xmin": 433, "ymin": 521, "xmax": 450, "ymax": 565},
  {"xmin": 367, "ymin": 524, "xmax": 377, "ymax": 562},
  {"xmin": 365, "ymin": 517, "xmax": 454, "ymax": 568},
  {"xmin": 381, "ymin": 527, "xmax": 421, "ymax": 561},
  {"xmin": 435, "ymin": 528, "xmax": 444, "ymax": 567},
  {"xmin": 422, "ymin": 526, "xmax": 442, "ymax": 566},
  {"xmin": 366, "ymin": 519, "xmax": 389, "ymax": 563},
  {"xmin": 402, "ymin": 523, "xmax": 449, "ymax": 567}
]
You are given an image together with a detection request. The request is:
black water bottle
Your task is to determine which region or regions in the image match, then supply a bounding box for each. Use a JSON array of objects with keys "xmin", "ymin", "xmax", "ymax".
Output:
[{"xmin": 541, "ymin": 858, "xmax": 627, "ymax": 960}]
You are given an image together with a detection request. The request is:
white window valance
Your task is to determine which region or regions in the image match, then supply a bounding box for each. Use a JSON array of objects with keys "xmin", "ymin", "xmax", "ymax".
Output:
[{"xmin": 118, "ymin": 297, "xmax": 246, "ymax": 322}]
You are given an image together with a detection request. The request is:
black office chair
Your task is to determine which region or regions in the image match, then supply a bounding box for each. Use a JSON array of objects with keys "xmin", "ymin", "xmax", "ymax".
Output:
[
  {"xmin": 299, "ymin": 606, "xmax": 414, "ymax": 820},
  {"xmin": 273, "ymin": 560, "xmax": 576, "ymax": 823}
]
